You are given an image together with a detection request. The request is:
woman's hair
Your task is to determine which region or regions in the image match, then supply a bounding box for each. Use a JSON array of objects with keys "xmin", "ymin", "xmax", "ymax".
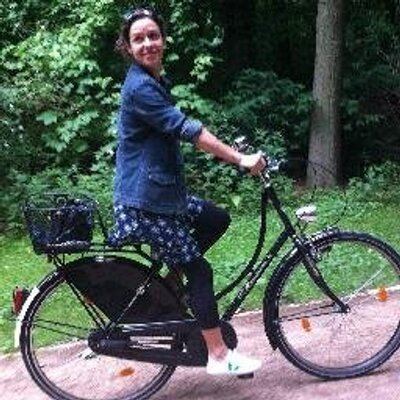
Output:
[{"xmin": 115, "ymin": 6, "xmax": 166, "ymax": 59}]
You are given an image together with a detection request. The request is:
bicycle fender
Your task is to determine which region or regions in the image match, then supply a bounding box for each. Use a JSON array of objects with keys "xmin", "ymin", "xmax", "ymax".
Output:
[
  {"xmin": 14, "ymin": 271, "xmax": 60, "ymax": 349},
  {"xmin": 14, "ymin": 286, "xmax": 40, "ymax": 349}
]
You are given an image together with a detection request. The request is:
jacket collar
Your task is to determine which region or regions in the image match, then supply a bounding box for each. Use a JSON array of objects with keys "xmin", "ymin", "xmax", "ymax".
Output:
[{"xmin": 129, "ymin": 63, "xmax": 170, "ymax": 89}]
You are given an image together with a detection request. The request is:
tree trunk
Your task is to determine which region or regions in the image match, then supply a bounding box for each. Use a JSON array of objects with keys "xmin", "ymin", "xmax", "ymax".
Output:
[{"xmin": 307, "ymin": 0, "xmax": 344, "ymax": 187}]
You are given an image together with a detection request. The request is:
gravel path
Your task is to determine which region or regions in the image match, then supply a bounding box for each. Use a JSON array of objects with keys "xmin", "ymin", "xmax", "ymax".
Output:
[{"xmin": 2, "ymin": 310, "xmax": 400, "ymax": 400}]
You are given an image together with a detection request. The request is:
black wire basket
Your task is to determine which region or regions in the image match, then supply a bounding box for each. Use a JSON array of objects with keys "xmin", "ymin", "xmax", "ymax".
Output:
[{"xmin": 23, "ymin": 192, "xmax": 97, "ymax": 255}]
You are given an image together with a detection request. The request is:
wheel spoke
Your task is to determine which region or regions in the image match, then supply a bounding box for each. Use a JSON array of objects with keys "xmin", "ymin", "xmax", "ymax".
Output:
[
  {"xmin": 279, "ymin": 303, "xmax": 339, "ymax": 322},
  {"xmin": 342, "ymin": 266, "xmax": 386, "ymax": 303}
]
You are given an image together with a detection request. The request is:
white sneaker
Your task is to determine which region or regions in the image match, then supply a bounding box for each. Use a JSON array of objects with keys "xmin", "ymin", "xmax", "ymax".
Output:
[{"xmin": 206, "ymin": 349, "xmax": 262, "ymax": 376}]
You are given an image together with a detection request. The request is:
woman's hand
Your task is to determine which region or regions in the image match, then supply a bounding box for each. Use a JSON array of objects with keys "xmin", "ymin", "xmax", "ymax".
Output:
[
  {"xmin": 239, "ymin": 151, "xmax": 267, "ymax": 175},
  {"xmin": 195, "ymin": 128, "xmax": 266, "ymax": 175}
]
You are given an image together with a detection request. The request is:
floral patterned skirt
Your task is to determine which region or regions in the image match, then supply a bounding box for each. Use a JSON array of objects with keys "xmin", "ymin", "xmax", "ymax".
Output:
[{"xmin": 108, "ymin": 195, "xmax": 205, "ymax": 266}]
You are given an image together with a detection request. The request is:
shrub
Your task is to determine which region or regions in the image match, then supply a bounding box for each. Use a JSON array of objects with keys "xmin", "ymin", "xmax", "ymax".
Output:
[
  {"xmin": 178, "ymin": 69, "xmax": 312, "ymax": 211},
  {"xmin": 0, "ymin": 166, "xmax": 114, "ymax": 233},
  {"xmin": 347, "ymin": 161, "xmax": 400, "ymax": 204}
]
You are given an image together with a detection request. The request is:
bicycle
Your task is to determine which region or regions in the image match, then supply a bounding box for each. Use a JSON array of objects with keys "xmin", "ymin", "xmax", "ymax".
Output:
[{"xmin": 16, "ymin": 150, "xmax": 400, "ymax": 400}]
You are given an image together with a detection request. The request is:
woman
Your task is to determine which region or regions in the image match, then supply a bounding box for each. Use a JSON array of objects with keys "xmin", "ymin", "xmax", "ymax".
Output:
[{"xmin": 112, "ymin": 6, "xmax": 265, "ymax": 376}]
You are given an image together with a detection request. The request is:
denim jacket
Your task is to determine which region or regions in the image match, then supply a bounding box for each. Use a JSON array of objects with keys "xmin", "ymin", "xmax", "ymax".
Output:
[{"xmin": 114, "ymin": 64, "xmax": 202, "ymax": 215}]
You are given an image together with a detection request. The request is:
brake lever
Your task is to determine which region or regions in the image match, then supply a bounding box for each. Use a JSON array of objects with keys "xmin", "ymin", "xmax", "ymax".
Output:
[
  {"xmin": 267, "ymin": 158, "xmax": 280, "ymax": 172},
  {"xmin": 232, "ymin": 136, "xmax": 250, "ymax": 153},
  {"xmin": 266, "ymin": 157, "xmax": 287, "ymax": 173}
]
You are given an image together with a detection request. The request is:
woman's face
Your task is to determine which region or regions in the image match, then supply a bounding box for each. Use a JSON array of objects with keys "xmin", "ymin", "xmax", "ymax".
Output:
[{"xmin": 128, "ymin": 17, "xmax": 164, "ymax": 76}]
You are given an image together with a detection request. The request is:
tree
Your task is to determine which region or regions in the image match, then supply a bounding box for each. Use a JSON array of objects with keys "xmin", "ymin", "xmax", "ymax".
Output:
[{"xmin": 307, "ymin": 0, "xmax": 344, "ymax": 187}]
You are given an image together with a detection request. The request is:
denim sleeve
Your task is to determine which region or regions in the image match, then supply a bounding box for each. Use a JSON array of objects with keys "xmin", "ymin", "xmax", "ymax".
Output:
[{"xmin": 132, "ymin": 80, "xmax": 202, "ymax": 143}]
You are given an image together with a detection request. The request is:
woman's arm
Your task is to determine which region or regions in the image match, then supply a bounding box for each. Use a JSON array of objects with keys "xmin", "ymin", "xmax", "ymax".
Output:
[
  {"xmin": 195, "ymin": 127, "xmax": 266, "ymax": 175},
  {"xmin": 195, "ymin": 127, "xmax": 242, "ymax": 165}
]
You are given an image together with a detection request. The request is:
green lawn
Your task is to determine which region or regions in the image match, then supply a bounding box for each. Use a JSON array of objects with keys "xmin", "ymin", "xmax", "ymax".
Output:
[{"xmin": 1, "ymin": 197, "xmax": 399, "ymax": 353}]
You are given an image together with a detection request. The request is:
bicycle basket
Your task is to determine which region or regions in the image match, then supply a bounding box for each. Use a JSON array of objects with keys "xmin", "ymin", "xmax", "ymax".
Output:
[{"xmin": 23, "ymin": 192, "xmax": 97, "ymax": 255}]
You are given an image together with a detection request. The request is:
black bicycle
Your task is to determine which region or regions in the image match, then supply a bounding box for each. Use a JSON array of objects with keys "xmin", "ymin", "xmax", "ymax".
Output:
[{"xmin": 16, "ymin": 152, "xmax": 400, "ymax": 400}]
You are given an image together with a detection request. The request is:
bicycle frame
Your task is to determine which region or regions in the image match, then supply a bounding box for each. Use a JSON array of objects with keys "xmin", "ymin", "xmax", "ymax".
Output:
[
  {"xmin": 49, "ymin": 169, "xmax": 347, "ymax": 334},
  {"xmin": 217, "ymin": 173, "xmax": 348, "ymax": 320},
  {"xmin": 218, "ymin": 186, "xmax": 296, "ymax": 321}
]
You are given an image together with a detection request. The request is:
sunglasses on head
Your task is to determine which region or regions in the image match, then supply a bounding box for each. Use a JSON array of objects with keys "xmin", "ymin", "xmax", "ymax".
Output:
[{"xmin": 123, "ymin": 8, "xmax": 155, "ymax": 23}]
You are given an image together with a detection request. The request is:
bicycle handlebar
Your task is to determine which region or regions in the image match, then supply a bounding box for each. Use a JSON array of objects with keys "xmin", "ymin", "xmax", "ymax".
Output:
[
  {"xmin": 232, "ymin": 135, "xmax": 286, "ymax": 178},
  {"xmin": 264, "ymin": 156, "xmax": 284, "ymax": 173}
]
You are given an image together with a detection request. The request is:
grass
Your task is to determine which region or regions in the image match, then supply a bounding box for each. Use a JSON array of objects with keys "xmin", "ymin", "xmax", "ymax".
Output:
[
  {"xmin": 1, "ymin": 193, "xmax": 400, "ymax": 354},
  {"xmin": 212, "ymin": 200, "xmax": 400, "ymax": 309}
]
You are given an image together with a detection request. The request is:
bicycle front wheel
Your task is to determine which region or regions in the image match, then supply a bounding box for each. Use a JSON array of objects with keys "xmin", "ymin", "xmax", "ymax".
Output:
[
  {"xmin": 19, "ymin": 271, "xmax": 177, "ymax": 400},
  {"xmin": 271, "ymin": 230, "xmax": 400, "ymax": 379}
]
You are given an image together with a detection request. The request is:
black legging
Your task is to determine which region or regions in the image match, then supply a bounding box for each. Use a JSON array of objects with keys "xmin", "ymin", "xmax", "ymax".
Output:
[{"xmin": 179, "ymin": 201, "xmax": 231, "ymax": 329}]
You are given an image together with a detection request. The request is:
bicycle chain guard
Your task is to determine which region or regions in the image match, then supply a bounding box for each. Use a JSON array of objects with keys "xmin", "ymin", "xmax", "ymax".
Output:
[{"xmin": 87, "ymin": 320, "xmax": 238, "ymax": 367}]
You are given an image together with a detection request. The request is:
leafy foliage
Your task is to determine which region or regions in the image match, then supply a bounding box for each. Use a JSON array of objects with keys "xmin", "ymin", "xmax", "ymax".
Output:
[
  {"xmin": 176, "ymin": 69, "xmax": 312, "ymax": 210},
  {"xmin": 1, "ymin": 1, "xmax": 400, "ymax": 232},
  {"xmin": 0, "ymin": 166, "xmax": 114, "ymax": 233},
  {"xmin": 220, "ymin": 69, "xmax": 313, "ymax": 156},
  {"xmin": 165, "ymin": 0, "xmax": 223, "ymax": 117},
  {"xmin": 347, "ymin": 161, "xmax": 400, "ymax": 205},
  {"xmin": 0, "ymin": 0, "xmax": 119, "ymax": 189},
  {"xmin": 341, "ymin": 3, "xmax": 400, "ymax": 173}
]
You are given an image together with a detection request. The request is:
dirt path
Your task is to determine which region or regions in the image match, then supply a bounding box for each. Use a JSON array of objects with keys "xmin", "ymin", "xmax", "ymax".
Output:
[{"xmin": 1, "ymin": 310, "xmax": 400, "ymax": 400}]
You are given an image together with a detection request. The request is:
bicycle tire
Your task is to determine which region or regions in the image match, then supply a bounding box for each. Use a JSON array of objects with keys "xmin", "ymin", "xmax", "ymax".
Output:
[
  {"xmin": 19, "ymin": 269, "xmax": 177, "ymax": 400},
  {"xmin": 265, "ymin": 230, "xmax": 400, "ymax": 379}
]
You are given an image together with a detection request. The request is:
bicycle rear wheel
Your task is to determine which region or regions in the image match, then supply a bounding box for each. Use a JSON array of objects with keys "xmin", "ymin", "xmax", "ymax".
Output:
[
  {"xmin": 19, "ymin": 271, "xmax": 177, "ymax": 400},
  {"xmin": 269, "ymin": 230, "xmax": 400, "ymax": 379}
]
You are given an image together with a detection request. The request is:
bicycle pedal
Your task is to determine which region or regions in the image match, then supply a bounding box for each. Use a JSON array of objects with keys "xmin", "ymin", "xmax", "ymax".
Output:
[{"xmin": 237, "ymin": 373, "xmax": 254, "ymax": 379}]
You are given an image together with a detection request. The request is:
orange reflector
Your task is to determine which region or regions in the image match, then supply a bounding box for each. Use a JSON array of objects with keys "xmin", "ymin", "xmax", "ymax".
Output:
[
  {"xmin": 301, "ymin": 318, "xmax": 311, "ymax": 332},
  {"xmin": 377, "ymin": 287, "xmax": 389, "ymax": 302},
  {"xmin": 118, "ymin": 367, "xmax": 135, "ymax": 377}
]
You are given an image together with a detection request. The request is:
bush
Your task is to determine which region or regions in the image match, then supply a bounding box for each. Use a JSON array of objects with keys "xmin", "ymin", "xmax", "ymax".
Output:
[
  {"xmin": 347, "ymin": 161, "xmax": 400, "ymax": 205},
  {"xmin": 220, "ymin": 69, "xmax": 313, "ymax": 156},
  {"xmin": 0, "ymin": 166, "xmax": 114, "ymax": 233},
  {"xmin": 178, "ymin": 69, "xmax": 312, "ymax": 211},
  {"xmin": 341, "ymin": 5, "xmax": 400, "ymax": 175}
]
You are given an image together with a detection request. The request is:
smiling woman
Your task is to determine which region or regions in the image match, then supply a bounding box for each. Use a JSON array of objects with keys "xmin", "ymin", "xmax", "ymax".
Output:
[
  {"xmin": 111, "ymin": 5, "xmax": 265, "ymax": 376},
  {"xmin": 116, "ymin": 8, "xmax": 166, "ymax": 79},
  {"xmin": 128, "ymin": 19, "xmax": 164, "ymax": 77}
]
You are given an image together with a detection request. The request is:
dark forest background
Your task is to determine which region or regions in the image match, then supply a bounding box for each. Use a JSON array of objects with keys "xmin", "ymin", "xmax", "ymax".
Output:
[{"xmin": 1, "ymin": 0, "xmax": 399, "ymax": 229}]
